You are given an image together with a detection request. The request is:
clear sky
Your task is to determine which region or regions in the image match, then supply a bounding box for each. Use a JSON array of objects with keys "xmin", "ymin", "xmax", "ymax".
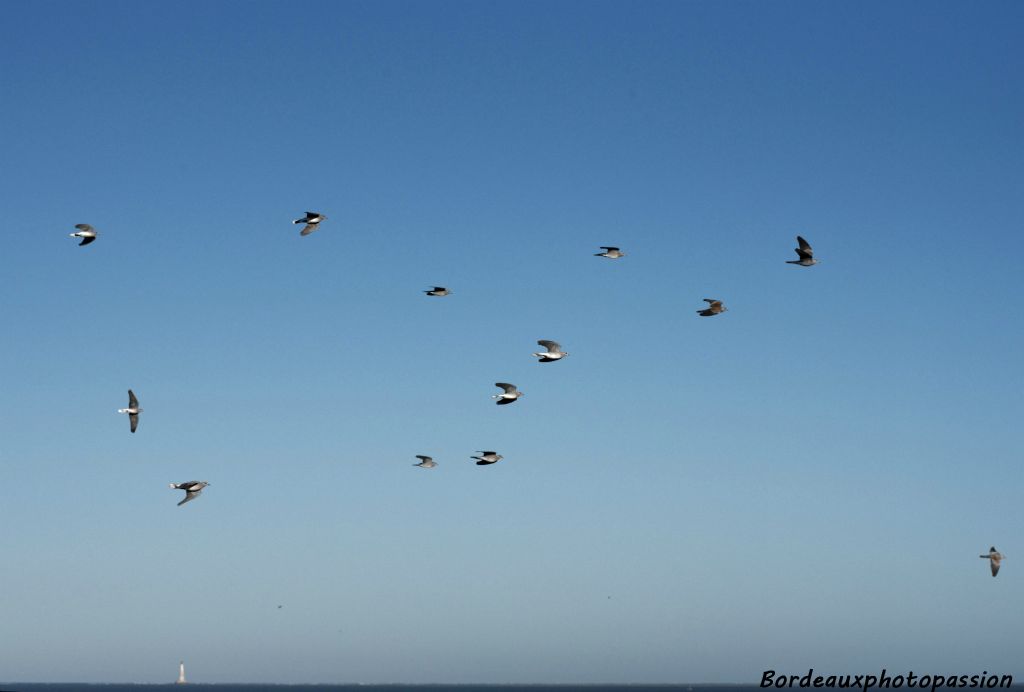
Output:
[{"xmin": 1, "ymin": 0, "xmax": 1022, "ymax": 684}]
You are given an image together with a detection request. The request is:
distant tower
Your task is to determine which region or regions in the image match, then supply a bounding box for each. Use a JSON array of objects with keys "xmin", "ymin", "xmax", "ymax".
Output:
[{"xmin": 176, "ymin": 660, "xmax": 187, "ymax": 684}]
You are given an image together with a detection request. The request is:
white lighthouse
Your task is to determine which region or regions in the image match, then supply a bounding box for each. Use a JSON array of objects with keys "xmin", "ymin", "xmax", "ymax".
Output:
[{"xmin": 176, "ymin": 660, "xmax": 187, "ymax": 684}]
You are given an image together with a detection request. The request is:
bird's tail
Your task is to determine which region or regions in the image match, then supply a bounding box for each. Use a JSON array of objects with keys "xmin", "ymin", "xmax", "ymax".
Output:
[{"xmin": 169, "ymin": 483, "xmax": 181, "ymax": 489}]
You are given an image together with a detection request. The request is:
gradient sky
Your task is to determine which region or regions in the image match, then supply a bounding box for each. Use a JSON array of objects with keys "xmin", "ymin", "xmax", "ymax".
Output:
[{"xmin": 1, "ymin": 0, "xmax": 1022, "ymax": 684}]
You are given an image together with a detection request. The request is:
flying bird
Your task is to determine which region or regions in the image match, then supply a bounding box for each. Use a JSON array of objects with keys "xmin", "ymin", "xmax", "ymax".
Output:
[
  {"xmin": 414, "ymin": 455, "xmax": 437, "ymax": 469},
  {"xmin": 69, "ymin": 224, "xmax": 98, "ymax": 246},
  {"xmin": 169, "ymin": 481, "xmax": 209, "ymax": 507},
  {"xmin": 293, "ymin": 211, "xmax": 326, "ymax": 236},
  {"xmin": 117, "ymin": 389, "xmax": 143, "ymax": 433},
  {"xmin": 471, "ymin": 451, "xmax": 503, "ymax": 465},
  {"xmin": 595, "ymin": 246, "xmax": 625, "ymax": 259},
  {"xmin": 980, "ymin": 547, "xmax": 1003, "ymax": 577},
  {"xmin": 533, "ymin": 340, "xmax": 568, "ymax": 362},
  {"xmin": 492, "ymin": 382, "xmax": 523, "ymax": 405},
  {"xmin": 786, "ymin": 235, "xmax": 819, "ymax": 266},
  {"xmin": 696, "ymin": 299, "xmax": 727, "ymax": 317},
  {"xmin": 424, "ymin": 286, "xmax": 452, "ymax": 297}
]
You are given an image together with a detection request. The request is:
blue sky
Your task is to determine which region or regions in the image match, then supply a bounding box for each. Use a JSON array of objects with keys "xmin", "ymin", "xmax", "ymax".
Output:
[{"xmin": 1, "ymin": 0, "xmax": 1022, "ymax": 683}]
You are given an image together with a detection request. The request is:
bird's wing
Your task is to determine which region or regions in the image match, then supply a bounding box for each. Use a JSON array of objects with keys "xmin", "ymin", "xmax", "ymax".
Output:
[
  {"xmin": 495, "ymin": 382, "xmax": 516, "ymax": 393},
  {"xmin": 305, "ymin": 211, "xmax": 320, "ymax": 219},
  {"xmin": 129, "ymin": 413, "xmax": 139, "ymax": 433},
  {"xmin": 992, "ymin": 559, "xmax": 1000, "ymax": 577},
  {"xmin": 794, "ymin": 236, "xmax": 813, "ymax": 260},
  {"xmin": 128, "ymin": 390, "xmax": 139, "ymax": 408},
  {"xmin": 79, "ymin": 235, "xmax": 96, "ymax": 246},
  {"xmin": 415, "ymin": 455, "xmax": 432, "ymax": 462},
  {"xmin": 600, "ymin": 247, "xmax": 619, "ymax": 252},
  {"xmin": 75, "ymin": 224, "xmax": 94, "ymax": 232},
  {"xmin": 432, "ymin": 286, "xmax": 447, "ymax": 292},
  {"xmin": 476, "ymin": 451, "xmax": 496, "ymax": 456},
  {"xmin": 537, "ymin": 340, "xmax": 561, "ymax": 352},
  {"xmin": 300, "ymin": 223, "xmax": 319, "ymax": 236},
  {"xmin": 475, "ymin": 460, "xmax": 494, "ymax": 465},
  {"xmin": 178, "ymin": 490, "xmax": 202, "ymax": 506},
  {"xmin": 703, "ymin": 298, "xmax": 719, "ymax": 305}
]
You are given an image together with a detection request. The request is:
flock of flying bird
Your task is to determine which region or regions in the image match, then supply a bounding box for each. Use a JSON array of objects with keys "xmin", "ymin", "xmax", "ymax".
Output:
[{"xmin": 72, "ymin": 218, "xmax": 1005, "ymax": 576}]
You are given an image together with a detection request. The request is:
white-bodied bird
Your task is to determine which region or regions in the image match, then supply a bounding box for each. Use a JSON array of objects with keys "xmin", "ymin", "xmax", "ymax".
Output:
[
  {"xmin": 169, "ymin": 481, "xmax": 209, "ymax": 506},
  {"xmin": 424, "ymin": 286, "xmax": 452, "ymax": 297},
  {"xmin": 70, "ymin": 224, "xmax": 98, "ymax": 246},
  {"xmin": 492, "ymin": 382, "xmax": 523, "ymax": 405},
  {"xmin": 471, "ymin": 451, "xmax": 503, "ymax": 465},
  {"xmin": 293, "ymin": 211, "xmax": 326, "ymax": 236},
  {"xmin": 595, "ymin": 246, "xmax": 625, "ymax": 259},
  {"xmin": 414, "ymin": 455, "xmax": 437, "ymax": 469},
  {"xmin": 117, "ymin": 389, "xmax": 142, "ymax": 433},
  {"xmin": 533, "ymin": 340, "xmax": 568, "ymax": 362}
]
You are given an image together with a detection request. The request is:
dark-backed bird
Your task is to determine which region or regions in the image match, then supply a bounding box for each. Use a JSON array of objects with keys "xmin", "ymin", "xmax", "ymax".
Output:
[
  {"xmin": 533, "ymin": 340, "xmax": 568, "ymax": 362},
  {"xmin": 786, "ymin": 235, "xmax": 819, "ymax": 266},
  {"xmin": 424, "ymin": 286, "xmax": 452, "ymax": 297},
  {"xmin": 595, "ymin": 246, "xmax": 625, "ymax": 259},
  {"xmin": 117, "ymin": 389, "xmax": 142, "ymax": 433},
  {"xmin": 471, "ymin": 451, "xmax": 503, "ymax": 465},
  {"xmin": 414, "ymin": 455, "xmax": 437, "ymax": 469},
  {"xmin": 70, "ymin": 224, "xmax": 98, "ymax": 246},
  {"xmin": 696, "ymin": 299, "xmax": 727, "ymax": 317},
  {"xmin": 293, "ymin": 211, "xmax": 326, "ymax": 236},
  {"xmin": 169, "ymin": 481, "xmax": 209, "ymax": 506},
  {"xmin": 492, "ymin": 382, "xmax": 523, "ymax": 405},
  {"xmin": 980, "ymin": 547, "xmax": 1004, "ymax": 577}
]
